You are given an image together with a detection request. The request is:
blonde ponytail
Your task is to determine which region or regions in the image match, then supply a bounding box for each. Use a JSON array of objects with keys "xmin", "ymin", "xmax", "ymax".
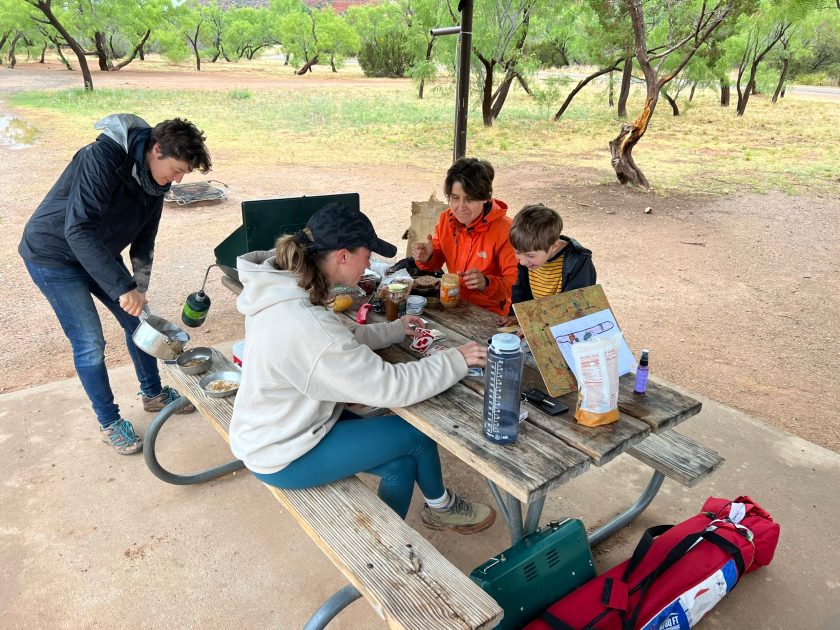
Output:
[{"xmin": 274, "ymin": 230, "xmax": 332, "ymax": 307}]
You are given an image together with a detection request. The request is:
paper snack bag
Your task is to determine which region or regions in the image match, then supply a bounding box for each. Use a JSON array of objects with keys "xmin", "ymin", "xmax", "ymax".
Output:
[{"xmin": 570, "ymin": 334, "xmax": 620, "ymax": 427}]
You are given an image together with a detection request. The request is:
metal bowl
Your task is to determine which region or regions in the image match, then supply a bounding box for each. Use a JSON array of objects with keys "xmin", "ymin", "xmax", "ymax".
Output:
[
  {"xmin": 198, "ymin": 371, "xmax": 241, "ymax": 398},
  {"xmin": 176, "ymin": 347, "xmax": 213, "ymax": 375}
]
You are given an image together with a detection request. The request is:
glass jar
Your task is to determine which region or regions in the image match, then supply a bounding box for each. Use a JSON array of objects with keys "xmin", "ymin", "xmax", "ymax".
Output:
[
  {"xmin": 385, "ymin": 283, "xmax": 408, "ymax": 321},
  {"xmin": 440, "ymin": 273, "xmax": 460, "ymax": 308}
]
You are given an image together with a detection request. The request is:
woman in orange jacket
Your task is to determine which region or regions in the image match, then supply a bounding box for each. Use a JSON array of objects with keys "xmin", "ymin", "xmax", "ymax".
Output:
[{"xmin": 412, "ymin": 158, "xmax": 519, "ymax": 316}]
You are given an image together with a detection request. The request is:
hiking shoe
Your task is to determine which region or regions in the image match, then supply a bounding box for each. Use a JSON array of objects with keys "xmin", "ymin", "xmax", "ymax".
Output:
[
  {"xmin": 142, "ymin": 385, "xmax": 195, "ymax": 414},
  {"xmin": 100, "ymin": 418, "xmax": 143, "ymax": 455},
  {"xmin": 420, "ymin": 491, "xmax": 496, "ymax": 534}
]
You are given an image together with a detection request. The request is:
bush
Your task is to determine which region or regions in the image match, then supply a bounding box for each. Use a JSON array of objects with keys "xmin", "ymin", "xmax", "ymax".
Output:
[{"xmin": 358, "ymin": 32, "xmax": 414, "ymax": 78}]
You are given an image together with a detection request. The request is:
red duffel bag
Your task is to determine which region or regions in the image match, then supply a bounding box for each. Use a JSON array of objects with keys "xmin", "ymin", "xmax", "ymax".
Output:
[{"xmin": 525, "ymin": 496, "xmax": 780, "ymax": 630}]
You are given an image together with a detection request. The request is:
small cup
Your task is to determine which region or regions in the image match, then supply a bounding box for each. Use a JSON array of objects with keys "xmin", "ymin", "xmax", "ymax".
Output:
[{"xmin": 406, "ymin": 295, "xmax": 427, "ymax": 315}]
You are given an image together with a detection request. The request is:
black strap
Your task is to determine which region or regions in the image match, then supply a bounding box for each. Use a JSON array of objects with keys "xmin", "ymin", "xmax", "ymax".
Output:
[
  {"xmin": 622, "ymin": 524, "xmax": 673, "ymax": 582},
  {"xmin": 623, "ymin": 528, "xmax": 746, "ymax": 629},
  {"xmin": 538, "ymin": 611, "xmax": 578, "ymax": 630}
]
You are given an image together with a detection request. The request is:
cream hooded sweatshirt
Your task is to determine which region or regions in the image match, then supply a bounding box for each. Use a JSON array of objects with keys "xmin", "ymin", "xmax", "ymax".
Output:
[{"xmin": 229, "ymin": 251, "xmax": 469, "ymax": 474}]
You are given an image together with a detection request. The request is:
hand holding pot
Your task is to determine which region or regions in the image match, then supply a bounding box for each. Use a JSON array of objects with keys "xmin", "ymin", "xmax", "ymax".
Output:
[{"xmin": 120, "ymin": 289, "xmax": 147, "ymax": 316}]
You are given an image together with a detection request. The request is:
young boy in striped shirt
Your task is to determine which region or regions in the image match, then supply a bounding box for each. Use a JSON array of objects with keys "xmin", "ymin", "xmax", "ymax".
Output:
[{"xmin": 498, "ymin": 203, "xmax": 597, "ymax": 327}]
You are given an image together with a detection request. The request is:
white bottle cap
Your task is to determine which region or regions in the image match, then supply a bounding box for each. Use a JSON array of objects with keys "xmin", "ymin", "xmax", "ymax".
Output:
[{"xmin": 491, "ymin": 333, "xmax": 521, "ymax": 352}]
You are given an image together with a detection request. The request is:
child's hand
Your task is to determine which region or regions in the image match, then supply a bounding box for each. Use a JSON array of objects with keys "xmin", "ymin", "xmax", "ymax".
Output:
[
  {"xmin": 460, "ymin": 268, "xmax": 487, "ymax": 292},
  {"xmin": 411, "ymin": 235, "xmax": 434, "ymax": 263},
  {"xmin": 497, "ymin": 315, "xmax": 518, "ymax": 327}
]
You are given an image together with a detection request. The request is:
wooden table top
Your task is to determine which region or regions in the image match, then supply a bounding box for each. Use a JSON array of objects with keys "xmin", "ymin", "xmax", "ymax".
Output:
[
  {"xmin": 344, "ymin": 299, "xmax": 701, "ymax": 505},
  {"xmin": 220, "ymin": 275, "xmax": 701, "ymax": 506}
]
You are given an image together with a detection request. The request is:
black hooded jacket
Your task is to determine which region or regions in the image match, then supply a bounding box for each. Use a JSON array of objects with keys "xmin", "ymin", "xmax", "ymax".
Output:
[
  {"xmin": 509, "ymin": 235, "xmax": 596, "ymax": 314},
  {"xmin": 18, "ymin": 114, "xmax": 166, "ymax": 300}
]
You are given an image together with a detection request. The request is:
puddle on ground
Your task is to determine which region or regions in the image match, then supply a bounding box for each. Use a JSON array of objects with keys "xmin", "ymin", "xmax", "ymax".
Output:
[{"xmin": 0, "ymin": 116, "xmax": 39, "ymax": 148}]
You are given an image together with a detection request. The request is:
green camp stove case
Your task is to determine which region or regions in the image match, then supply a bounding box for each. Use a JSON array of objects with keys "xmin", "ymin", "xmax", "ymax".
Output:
[{"xmin": 470, "ymin": 518, "xmax": 594, "ymax": 629}]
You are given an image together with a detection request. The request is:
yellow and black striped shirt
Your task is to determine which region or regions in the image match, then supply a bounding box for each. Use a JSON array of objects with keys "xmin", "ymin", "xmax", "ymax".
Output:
[{"xmin": 528, "ymin": 252, "xmax": 565, "ymax": 298}]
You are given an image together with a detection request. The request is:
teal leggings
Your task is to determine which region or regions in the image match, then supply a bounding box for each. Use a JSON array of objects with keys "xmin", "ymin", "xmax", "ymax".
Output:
[{"xmin": 252, "ymin": 412, "xmax": 445, "ymax": 518}]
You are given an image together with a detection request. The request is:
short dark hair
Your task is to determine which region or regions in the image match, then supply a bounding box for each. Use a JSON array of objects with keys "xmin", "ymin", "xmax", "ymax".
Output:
[
  {"xmin": 148, "ymin": 118, "xmax": 212, "ymax": 173},
  {"xmin": 509, "ymin": 204, "xmax": 564, "ymax": 252},
  {"xmin": 444, "ymin": 157, "xmax": 494, "ymax": 201}
]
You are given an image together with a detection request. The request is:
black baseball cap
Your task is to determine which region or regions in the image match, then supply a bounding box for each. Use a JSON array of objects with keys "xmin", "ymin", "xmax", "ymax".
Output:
[{"xmin": 306, "ymin": 202, "xmax": 397, "ymax": 258}]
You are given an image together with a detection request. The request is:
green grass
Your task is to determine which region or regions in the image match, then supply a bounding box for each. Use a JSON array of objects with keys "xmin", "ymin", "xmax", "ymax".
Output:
[{"xmin": 9, "ymin": 74, "xmax": 839, "ymax": 196}]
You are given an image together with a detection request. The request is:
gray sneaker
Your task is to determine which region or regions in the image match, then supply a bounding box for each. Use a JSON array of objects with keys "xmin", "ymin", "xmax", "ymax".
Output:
[
  {"xmin": 100, "ymin": 418, "xmax": 143, "ymax": 455},
  {"xmin": 420, "ymin": 491, "xmax": 496, "ymax": 534}
]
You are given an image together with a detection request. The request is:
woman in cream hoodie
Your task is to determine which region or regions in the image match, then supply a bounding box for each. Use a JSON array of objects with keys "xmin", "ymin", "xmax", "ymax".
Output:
[{"xmin": 230, "ymin": 202, "xmax": 495, "ymax": 534}]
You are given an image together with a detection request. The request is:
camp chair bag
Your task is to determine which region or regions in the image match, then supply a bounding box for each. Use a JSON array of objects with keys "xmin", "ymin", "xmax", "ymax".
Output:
[{"xmin": 526, "ymin": 496, "xmax": 780, "ymax": 630}]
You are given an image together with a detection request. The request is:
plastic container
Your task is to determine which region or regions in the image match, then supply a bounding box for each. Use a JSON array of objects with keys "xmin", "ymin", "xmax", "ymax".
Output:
[
  {"xmin": 440, "ymin": 273, "xmax": 460, "ymax": 308},
  {"xmin": 385, "ymin": 283, "xmax": 408, "ymax": 321},
  {"xmin": 232, "ymin": 340, "xmax": 246, "ymax": 367},
  {"xmin": 483, "ymin": 333, "xmax": 524, "ymax": 445},
  {"xmin": 406, "ymin": 295, "xmax": 427, "ymax": 315}
]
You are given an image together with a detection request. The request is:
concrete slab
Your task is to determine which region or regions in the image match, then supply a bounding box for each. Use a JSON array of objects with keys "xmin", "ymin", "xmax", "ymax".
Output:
[{"xmin": 1, "ymin": 354, "xmax": 838, "ymax": 628}]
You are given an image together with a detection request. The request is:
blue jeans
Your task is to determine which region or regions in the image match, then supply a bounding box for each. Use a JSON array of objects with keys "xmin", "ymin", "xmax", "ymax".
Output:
[
  {"xmin": 25, "ymin": 260, "xmax": 162, "ymax": 428},
  {"xmin": 253, "ymin": 412, "xmax": 446, "ymax": 518}
]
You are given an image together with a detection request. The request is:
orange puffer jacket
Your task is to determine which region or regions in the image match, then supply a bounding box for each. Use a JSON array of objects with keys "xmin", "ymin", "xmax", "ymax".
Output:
[{"xmin": 416, "ymin": 198, "xmax": 518, "ymax": 316}]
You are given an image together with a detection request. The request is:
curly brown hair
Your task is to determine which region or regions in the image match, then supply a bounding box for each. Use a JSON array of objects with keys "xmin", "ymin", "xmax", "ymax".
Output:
[{"xmin": 148, "ymin": 118, "xmax": 212, "ymax": 173}]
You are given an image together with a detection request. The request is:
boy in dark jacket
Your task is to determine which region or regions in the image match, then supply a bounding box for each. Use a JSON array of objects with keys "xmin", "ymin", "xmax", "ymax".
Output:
[
  {"xmin": 499, "ymin": 203, "xmax": 596, "ymax": 326},
  {"xmin": 19, "ymin": 114, "xmax": 212, "ymax": 454}
]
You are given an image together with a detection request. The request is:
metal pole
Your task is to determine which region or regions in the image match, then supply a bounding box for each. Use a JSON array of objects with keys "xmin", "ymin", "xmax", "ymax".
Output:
[{"xmin": 453, "ymin": 0, "xmax": 474, "ymax": 162}]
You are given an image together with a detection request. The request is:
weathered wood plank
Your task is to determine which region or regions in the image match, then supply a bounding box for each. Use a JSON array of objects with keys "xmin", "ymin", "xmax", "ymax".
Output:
[
  {"xmin": 270, "ymin": 478, "xmax": 503, "ymax": 630},
  {"xmin": 378, "ymin": 345, "xmax": 590, "ymax": 503},
  {"xmin": 626, "ymin": 430, "xmax": 724, "ymax": 488},
  {"xmin": 162, "ymin": 350, "xmax": 504, "ymax": 630},
  {"xmin": 617, "ymin": 375, "xmax": 702, "ymax": 431},
  {"xmin": 378, "ymin": 311, "xmax": 651, "ymax": 466}
]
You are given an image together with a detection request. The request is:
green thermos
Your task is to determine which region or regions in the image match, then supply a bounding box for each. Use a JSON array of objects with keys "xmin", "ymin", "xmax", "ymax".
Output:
[{"xmin": 181, "ymin": 264, "xmax": 216, "ymax": 328}]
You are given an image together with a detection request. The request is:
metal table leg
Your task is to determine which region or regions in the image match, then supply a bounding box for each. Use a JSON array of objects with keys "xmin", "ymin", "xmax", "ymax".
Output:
[
  {"xmin": 587, "ymin": 470, "xmax": 665, "ymax": 547},
  {"xmin": 144, "ymin": 396, "xmax": 245, "ymax": 486},
  {"xmin": 302, "ymin": 585, "xmax": 362, "ymax": 630},
  {"xmin": 487, "ymin": 481, "xmax": 548, "ymax": 545}
]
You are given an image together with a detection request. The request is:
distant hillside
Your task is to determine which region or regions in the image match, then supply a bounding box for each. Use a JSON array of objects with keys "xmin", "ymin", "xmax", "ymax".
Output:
[{"xmin": 214, "ymin": 0, "xmax": 378, "ymax": 11}]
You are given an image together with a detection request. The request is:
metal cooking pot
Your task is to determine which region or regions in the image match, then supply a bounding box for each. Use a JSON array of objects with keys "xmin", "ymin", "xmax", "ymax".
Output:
[{"xmin": 133, "ymin": 312, "xmax": 190, "ymax": 360}]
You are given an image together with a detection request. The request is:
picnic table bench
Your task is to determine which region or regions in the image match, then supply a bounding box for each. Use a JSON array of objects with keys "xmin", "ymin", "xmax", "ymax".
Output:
[{"xmin": 145, "ymin": 349, "xmax": 503, "ymax": 629}]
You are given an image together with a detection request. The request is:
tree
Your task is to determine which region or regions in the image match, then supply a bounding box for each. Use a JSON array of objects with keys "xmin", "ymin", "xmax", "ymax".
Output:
[
  {"xmin": 471, "ymin": 0, "xmax": 538, "ymax": 126},
  {"xmin": 25, "ymin": 0, "xmax": 94, "ymax": 89},
  {"xmin": 162, "ymin": 0, "xmax": 211, "ymax": 71},
  {"xmin": 610, "ymin": 0, "xmax": 736, "ymax": 188}
]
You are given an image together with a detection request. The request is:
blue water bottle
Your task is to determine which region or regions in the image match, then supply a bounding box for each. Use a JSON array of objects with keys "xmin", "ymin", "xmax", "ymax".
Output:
[{"xmin": 483, "ymin": 333, "xmax": 524, "ymax": 445}]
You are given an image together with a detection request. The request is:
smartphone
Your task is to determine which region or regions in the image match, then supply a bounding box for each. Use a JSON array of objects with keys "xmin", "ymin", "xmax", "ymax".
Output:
[{"xmin": 522, "ymin": 388, "xmax": 569, "ymax": 415}]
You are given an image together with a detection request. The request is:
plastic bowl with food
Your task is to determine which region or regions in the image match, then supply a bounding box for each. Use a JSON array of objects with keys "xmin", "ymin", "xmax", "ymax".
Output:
[
  {"xmin": 176, "ymin": 347, "xmax": 213, "ymax": 375},
  {"xmin": 199, "ymin": 371, "xmax": 241, "ymax": 398}
]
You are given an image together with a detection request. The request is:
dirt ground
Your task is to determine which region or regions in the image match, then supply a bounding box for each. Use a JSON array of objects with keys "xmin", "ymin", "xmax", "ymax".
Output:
[{"xmin": 1, "ymin": 62, "xmax": 838, "ymax": 454}]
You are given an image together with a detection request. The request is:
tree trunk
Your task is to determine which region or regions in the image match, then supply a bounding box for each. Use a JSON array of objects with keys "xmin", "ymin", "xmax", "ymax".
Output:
[
  {"xmin": 772, "ymin": 58, "xmax": 788, "ymax": 103},
  {"xmin": 296, "ymin": 55, "xmax": 318, "ymax": 75},
  {"xmin": 608, "ymin": 70, "xmax": 614, "ymax": 107},
  {"xmin": 40, "ymin": 41, "xmax": 47, "ymax": 63},
  {"xmin": 491, "ymin": 69, "xmax": 516, "ymax": 120},
  {"xmin": 780, "ymin": 86, "xmax": 785, "ymax": 99},
  {"xmin": 330, "ymin": 54, "xmax": 336, "ymax": 72},
  {"xmin": 737, "ymin": 78, "xmax": 755, "ymax": 116},
  {"xmin": 113, "ymin": 30, "xmax": 149, "ymax": 71},
  {"xmin": 475, "ymin": 53, "xmax": 495, "ymax": 127},
  {"xmin": 720, "ymin": 78, "xmax": 730, "ymax": 106},
  {"xmin": 688, "ymin": 81, "xmax": 697, "ymax": 102},
  {"xmin": 555, "ymin": 59, "xmax": 622, "ymax": 121},
  {"xmin": 8, "ymin": 31, "xmax": 21, "ymax": 68},
  {"xmin": 515, "ymin": 72, "xmax": 531, "ymax": 96},
  {"xmin": 617, "ymin": 57, "xmax": 632, "ymax": 118},
  {"xmin": 93, "ymin": 32, "xmax": 112, "ymax": 71},
  {"xmin": 661, "ymin": 89, "xmax": 679, "ymax": 116},
  {"xmin": 418, "ymin": 39, "xmax": 434, "ymax": 99},
  {"xmin": 51, "ymin": 37, "xmax": 73, "ymax": 70},
  {"xmin": 109, "ymin": 32, "xmax": 118, "ymax": 58},
  {"xmin": 609, "ymin": 92, "xmax": 656, "ymax": 189},
  {"xmin": 0, "ymin": 31, "xmax": 9, "ymax": 56},
  {"xmin": 34, "ymin": 1, "xmax": 93, "ymax": 89},
  {"xmin": 139, "ymin": 45, "xmax": 145, "ymax": 61}
]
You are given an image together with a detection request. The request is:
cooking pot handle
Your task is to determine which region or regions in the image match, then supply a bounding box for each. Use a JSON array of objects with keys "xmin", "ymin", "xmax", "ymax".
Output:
[{"xmin": 139, "ymin": 304, "xmax": 150, "ymax": 322}]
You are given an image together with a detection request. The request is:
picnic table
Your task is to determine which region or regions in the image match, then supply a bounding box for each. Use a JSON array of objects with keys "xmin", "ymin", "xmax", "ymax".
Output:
[
  {"xmin": 143, "ymin": 276, "xmax": 722, "ymax": 627},
  {"xmin": 338, "ymin": 298, "xmax": 720, "ymax": 546}
]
